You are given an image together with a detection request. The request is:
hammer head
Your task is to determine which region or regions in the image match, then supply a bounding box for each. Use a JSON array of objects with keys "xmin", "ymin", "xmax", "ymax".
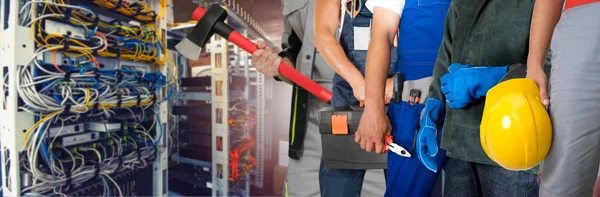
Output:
[{"xmin": 176, "ymin": 4, "xmax": 228, "ymax": 60}]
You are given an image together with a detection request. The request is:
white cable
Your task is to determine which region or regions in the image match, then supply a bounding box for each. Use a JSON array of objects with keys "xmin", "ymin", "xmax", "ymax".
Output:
[
  {"xmin": 20, "ymin": 1, "xmax": 97, "ymax": 19},
  {"xmin": 25, "ymin": 14, "xmax": 64, "ymax": 27},
  {"xmin": 104, "ymin": 174, "xmax": 122, "ymax": 197},
  {"xmin": 80, "ymin": 148, "xmax": 102, "ymax": 165},
  {"xmin": 62, "ymin": 147, "xmax": 77, "ymax": 174}
]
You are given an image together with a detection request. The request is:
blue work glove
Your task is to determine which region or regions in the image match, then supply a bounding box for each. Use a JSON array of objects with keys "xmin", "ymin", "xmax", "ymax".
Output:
[
  {"xmin": 440, "ymin": 64, "xmax": 508, "ymax": 109},
  {"xmin": 417, "ymin": 98, "xmax": 445, "ymax": 173}
]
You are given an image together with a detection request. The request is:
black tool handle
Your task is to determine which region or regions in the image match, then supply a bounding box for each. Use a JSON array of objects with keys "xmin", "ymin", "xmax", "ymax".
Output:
[{"xmin": 393, "ymin": 72, "xmax": 404, "ymax": 103}]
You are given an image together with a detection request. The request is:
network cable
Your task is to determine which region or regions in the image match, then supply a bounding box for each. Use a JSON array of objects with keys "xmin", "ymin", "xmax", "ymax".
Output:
[{"xmin": 13, "ymin": 1, "xmax": 176, "ymax": 196}]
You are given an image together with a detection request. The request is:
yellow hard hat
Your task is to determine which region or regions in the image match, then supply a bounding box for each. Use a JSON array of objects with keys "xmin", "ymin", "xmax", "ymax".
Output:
[{"xmin": 480, "ymin": 78, "xmax": 552, "ymax": 171}]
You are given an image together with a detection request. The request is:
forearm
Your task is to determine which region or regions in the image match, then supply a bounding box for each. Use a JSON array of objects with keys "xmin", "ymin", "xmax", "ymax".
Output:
[
  {"xmin": 364, "ymin": 36, "xmax": 392, "ymax": 108},
  {"xmin": 314, "ymin": 0, "xmax": 363, "ymax": 88},
  {"xmin": 314, "ymin": 34, "xmax": 364, "ymax": 88},
  {"xmin": 527, "ymin": 0, "xmax": 564, "ymax": 70}
]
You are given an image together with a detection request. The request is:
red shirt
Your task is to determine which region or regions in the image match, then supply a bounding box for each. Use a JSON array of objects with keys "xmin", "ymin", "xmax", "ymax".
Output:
[{"xmin": 565, "ymin": 0, "xmax": 600, "ymax": 10}]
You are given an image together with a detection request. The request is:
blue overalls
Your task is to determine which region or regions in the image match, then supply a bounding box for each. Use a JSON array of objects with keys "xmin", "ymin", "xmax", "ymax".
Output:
[
  {"xmin": 319, "ymin": 0, "xmax": 394, "ymax": 196},
  {"xmin": 385, "ymin": 0, "xmax": 450, "ymax": 196}
]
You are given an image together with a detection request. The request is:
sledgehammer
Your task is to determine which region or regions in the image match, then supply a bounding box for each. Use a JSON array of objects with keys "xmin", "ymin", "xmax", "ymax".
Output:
[{"xmin": 175, "ymin": 4, "xmax": 333, "ymax": 103}]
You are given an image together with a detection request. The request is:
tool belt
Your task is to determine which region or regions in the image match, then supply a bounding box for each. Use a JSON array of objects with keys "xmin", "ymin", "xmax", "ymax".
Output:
[{"xmin": 318, "ymin": 105, "xmax": 387, "ymax": 169}]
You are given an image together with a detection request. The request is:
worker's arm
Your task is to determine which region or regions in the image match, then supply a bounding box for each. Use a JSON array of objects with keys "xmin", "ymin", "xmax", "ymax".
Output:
[
  {"xmin": 252, "ymin": 5, "xmax": 303, "ymax": 85},
  {"xmin": 314, "ymin": 0, "xmax": 366, "ymax": 101},
  {"xmin": 356, "ymin": 4, "xmax": 403, "ymax": 154},
  {"xmin": 252, "ymin": 40, "xmax": 295, "ymax": 85},
  {"xmin": 526, "ymin": 0, "xmax": 564, "ymax": 105},
  {"xmin": 363, "ymin": 8, "xmax": 400, "ymax": 108}
]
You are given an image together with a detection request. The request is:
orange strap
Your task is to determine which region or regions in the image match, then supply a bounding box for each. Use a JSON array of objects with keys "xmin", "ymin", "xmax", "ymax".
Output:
[{"xmin": 331, "ymin": 114, "xmax": 349, "ymax": 135}]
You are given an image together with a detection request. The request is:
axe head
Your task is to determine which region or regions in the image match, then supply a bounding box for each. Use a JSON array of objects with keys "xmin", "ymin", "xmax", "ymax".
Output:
[{"xmin": 176, "ymin": 4, "xmax": 228, "ymax": 60}]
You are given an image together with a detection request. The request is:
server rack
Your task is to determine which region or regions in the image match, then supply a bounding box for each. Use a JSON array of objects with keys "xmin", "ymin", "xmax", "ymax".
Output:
[
  {"xmin": 0, "ymin": 0, "xmax": 172, "ymax": 196},
  {"xmin": 168, "ymin": 0, "xmax": 274, "ymax": 196}
]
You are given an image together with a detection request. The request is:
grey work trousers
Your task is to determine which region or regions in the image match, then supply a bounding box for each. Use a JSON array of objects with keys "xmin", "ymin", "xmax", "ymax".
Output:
[{"xmin": 541, "ymin": 3, "xmax": 600, "ymax": 197}]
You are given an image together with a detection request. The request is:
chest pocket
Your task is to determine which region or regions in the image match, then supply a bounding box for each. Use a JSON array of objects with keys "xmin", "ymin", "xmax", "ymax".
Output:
[
  {"xmin": 283, "ymin": 0, "xmax": 308, "ymax": 37},
  {"xmin": 418, "ymin": 0, "xmax": 452, "ymax": 6}
]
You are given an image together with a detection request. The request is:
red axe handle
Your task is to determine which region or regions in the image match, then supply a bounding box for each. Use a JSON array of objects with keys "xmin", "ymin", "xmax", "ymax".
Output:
[{"xmin": 192, "ymin": 7, "xmax": 333, "ymax": 103}]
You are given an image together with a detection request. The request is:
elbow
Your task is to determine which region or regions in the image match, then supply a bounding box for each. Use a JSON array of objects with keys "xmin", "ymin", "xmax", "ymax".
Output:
[
  {"xmin": 369, "ymin": 28, "xmax": 396, "ymax": 48},
  {"xmin": 369, "ymin": 33, "xmax": 394, "ymax": 48},
  {"xmin": 313, "ymin": 28, "xmax": 334, "ymax": 51},
  {"xmin": 313, "ymin": 31, "xmax": 325, "ymax": 51}
]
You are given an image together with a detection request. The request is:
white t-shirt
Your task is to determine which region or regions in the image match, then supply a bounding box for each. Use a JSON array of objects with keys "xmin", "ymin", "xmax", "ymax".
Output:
[{"xmin": 365, "ymin": 0, "xmax": 406, "ymax": 16}]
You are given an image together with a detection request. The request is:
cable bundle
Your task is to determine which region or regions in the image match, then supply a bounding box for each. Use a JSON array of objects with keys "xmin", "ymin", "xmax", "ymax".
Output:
[
  {"xmin": 22, "ymin": 120, "xmax": 161, "ymax": 196},
  {"xmin": 12, "ymin": 1, "xmax": 178, "ymax": 196},
  {"xmin": 21, "ymin": 0, "xmax": 168, "ymax": 67},
  {"xmin": 92, "ymin": 0, "xmax": 157, "ymax": 22}
]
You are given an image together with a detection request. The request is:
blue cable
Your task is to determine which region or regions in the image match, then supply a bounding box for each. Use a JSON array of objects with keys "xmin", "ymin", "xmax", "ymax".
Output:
[
  {"xmin": 152, "ymin": 113, "xmax": 163, "ymax": 146},
  {"xmin": 52, "ymin": 95, "xmax": 63, "ymax": 103},
  {"xmin": 66, "ymin": 57, "xmax": 74, "ymax": 72},
  {"xmin": 79, "ymin": 66, "xmax": 95, "ymax": 75},
  {"xmin": 87, "ymin": 26, "xmax": 98, "ymax": 38},
  {"xmin": 128, "ymin": 132, "xmax": 148, "ymax": 144},
  {"xmin": 38, "ymin": 125, "xmax": 52, "ymax": 165},
  {"xmin": 93, "ymin": 77, "xmax": 100, "ymax": 88},
  {"xmin": 127, "ymin": 113, "xmax": 163, "ymax": 146}
]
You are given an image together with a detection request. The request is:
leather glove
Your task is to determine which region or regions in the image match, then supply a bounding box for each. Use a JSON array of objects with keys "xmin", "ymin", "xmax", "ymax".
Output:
[
  {"xmin": 440, "ymin": 64, "xmax": 508, "ymax": 109},
  {"xmin": 416, "ymin": 98, "xmax": 445, "ymax": 173}
]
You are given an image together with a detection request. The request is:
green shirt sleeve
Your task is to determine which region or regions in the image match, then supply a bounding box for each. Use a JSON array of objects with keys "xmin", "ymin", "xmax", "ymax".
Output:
[{"xmin": 428, "ymin": 5, "xmax": 456, "ymax": 103}]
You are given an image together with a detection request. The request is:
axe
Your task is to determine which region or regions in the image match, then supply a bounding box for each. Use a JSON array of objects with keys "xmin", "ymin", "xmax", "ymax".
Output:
[{"xmin": 175, "ymin": 4, "xmax": 333, "ymax": 103}]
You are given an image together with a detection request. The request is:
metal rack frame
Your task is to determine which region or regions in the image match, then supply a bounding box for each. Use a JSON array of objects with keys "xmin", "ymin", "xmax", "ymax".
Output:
[
  {"xmin": 0, "ymin": 1, "xmax": 169, "ymax": 196},
  {"xmin": 210, "ymin": 33, "xmax": 231, "ymax": 196},
  {"xmin": 168, "ymin": 1, "xmax": 273, "ymax": 196}
]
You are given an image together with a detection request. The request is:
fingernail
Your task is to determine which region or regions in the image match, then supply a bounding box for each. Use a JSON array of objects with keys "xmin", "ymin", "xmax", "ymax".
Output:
[{"xmin": 543, "ymin": 100, "xmax": 549, "ymax": 105}]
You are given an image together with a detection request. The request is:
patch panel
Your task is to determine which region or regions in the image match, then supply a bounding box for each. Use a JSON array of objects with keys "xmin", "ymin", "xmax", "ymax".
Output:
[
  {"xmin": 85, "ymin": 122, "xmax": 121, "ymax": 132},
  {"xmin": 61, "ymin": 131, "xmax": 99, "ymax": 147},
  {"xmin": 67, "ymin": 165, "xmax": 154, "ymax": 196},
  {"xmin": 47, "ymin": 123, "xmax": 85, "ymax": 138},
  {"xmin": 43, "ymin": 20, "xmax": 87, "ymax": 40}
]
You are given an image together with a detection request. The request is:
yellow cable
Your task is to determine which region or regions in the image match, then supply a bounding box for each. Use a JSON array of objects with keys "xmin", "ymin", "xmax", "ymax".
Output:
[
  {"xmin": 23, "ymin": 110, "xmax": 62, "ymax": 142},
  {"xmin": 165, "ymin": 60, "xmax": 178, "ymax": 87},
  {"xmin": 84, "ymin": 88, "xmax": 91, "ymax": 105}
]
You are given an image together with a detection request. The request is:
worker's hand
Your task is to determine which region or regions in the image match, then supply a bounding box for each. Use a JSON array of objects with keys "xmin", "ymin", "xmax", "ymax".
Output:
[
  {"xmin": 351, "ymin": 79, "xmax": 366, "ymax": 102},
  {"xmin": 252, "ymin": 40, "xmax": 281, "ymax": 77},
  {"xmin": 356, "ymin": 107, "xmax": 391, "ymax": 154},
  {"xmin": 385, "ymin": 77, "xmax": 393, "ymax": 104},
  {"xmin": 416, "ymin": 98, "xmax": 446, "ymax": 173},
  {"xmin": 441, "ymin": 64, "xmax": 508, "ymax": 109},
  {"xmin": 526, "ymin": 67, "xmax": 550, "ymax": 106}
]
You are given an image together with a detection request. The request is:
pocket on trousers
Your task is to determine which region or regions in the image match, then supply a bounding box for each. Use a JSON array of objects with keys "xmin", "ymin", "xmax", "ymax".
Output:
[{"xmin": 387, "ymin": 101, "xmax": 425, "ymax": 152}]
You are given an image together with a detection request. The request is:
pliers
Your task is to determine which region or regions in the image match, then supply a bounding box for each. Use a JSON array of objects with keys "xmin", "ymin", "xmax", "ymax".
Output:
[{"xmin": 384, "ymin": 135, "xmax": 411, "ymax": 157}]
